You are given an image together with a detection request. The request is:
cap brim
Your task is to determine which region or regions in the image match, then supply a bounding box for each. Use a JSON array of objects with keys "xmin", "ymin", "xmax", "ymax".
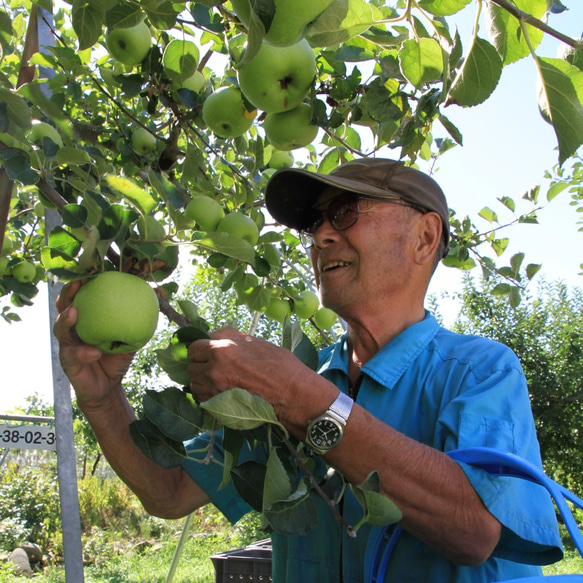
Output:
[{"xmin": 265, "ymin": 168, "xmax": 401, "ymax": 230}]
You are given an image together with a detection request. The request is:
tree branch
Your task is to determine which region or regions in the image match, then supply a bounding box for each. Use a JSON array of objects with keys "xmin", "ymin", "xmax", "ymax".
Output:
[{"xmin": 489, "ymin": 0, "xmax": 583, "ymax": 49}]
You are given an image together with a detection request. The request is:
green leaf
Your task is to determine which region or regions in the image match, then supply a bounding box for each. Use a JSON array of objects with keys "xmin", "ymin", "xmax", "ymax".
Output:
[
  {"xmin": 71, "ymin": 0, "xmax": 105, "ymax": 51},
  {"xmin": 478, "ymin": 206, "xmax": 498, "ymax": 223},
  {"xmin": 56, "ymin": 147, "xmax": 93, "ymax": 166},
  {"xmin": 281, "ymin": 321, "xmax": 319, "ymax": 371},
  {"xmin": 526, "ymin": 263, "xmax": 542, "ymax": 281},
  {"xmin": 231, "ymin": 460, "xmax": 266, "ymax": 512},
  {"xmin": 143, "ymin": 387, "xmax": 205, "ymax": 442},
  {"xmin": 546, "ymin": 181, "xmax": 568, "ymax": 202},
  {"xmin": 105, "ymin": 175, "xmax": 157, "ymax": 216},
  {"xmin": 162, "ymin": 39, "xmax": 200, "ymax": 83},
  {"xmin": 141, "ymin": 0, "xmax": 181, "ymax": 30},
  {"xmin": 441, "ymin": 253, "xmax": 476, "ymax": 270},
  {"xmin": 263, "ymin": 446, "xmax": 293, "ymax": 510},
  {"xmin": 195, "ymin": 231, "xmax": 256, "ymax": 265},
  {"xmin": 510, "ymin": 252, "xmax": 525, "ymax": 276},
  {"xmin": 417, "ymin": 0, "xmax": 472, "ymax": 17},
  {"xmin": 536, "ymin": 57, "xmax": 583, "ymax": 165},
  {"xmin": 491, "ymin": 282, "xmax": 511, "ymax": 296},
  {"xmin": 201, "ymin": 388, "xmax": 284, "ymax": 432},
  {"xmin": 129, "ymin": 416, "xmax": 187, "ymax": 469},
  {"xmin": 0, "ymin": 88, "xmax": 32, "ymax": 132},
  {"xmin": 498, "ymin": 196, "xmax": 516, "ymax": 212},
  {"xmin": 350, "ymin": 470, "xmax": 402, "ymax": 528},
  {"xmin": 220, "ymin": 426, "xmax": 245, "ymax": 490},
  {"xmin": 61, "ymin": 204, "xmax": 88, "ymax": 229},
  {"xmin": 491, "ymin": 238, "xmax": 509, "ymax": 257},
  {"xmin": 446, "ymin": 37, "xmax": 502, "ymax": 107},
  {"xmin": 306, "ymin": 0, "xmax": 376, "ymax": 47},
  {"xmin": 105, "ymin": 3, "xmax": 144, "ymax": 30},
  {"xmin": 484, "ymin": 0, "xmax": 545, "ymax": 65},
  {"xmin": 263, "ymin": 477, "xmax": 317, "ymax": 535},
  {"xmin": 398, "ymin": 38, "xmax": 443, "ymax": 89},
  {"xmin": 0, "ymin": 149, "xmax": 39, "ymax": 185}
]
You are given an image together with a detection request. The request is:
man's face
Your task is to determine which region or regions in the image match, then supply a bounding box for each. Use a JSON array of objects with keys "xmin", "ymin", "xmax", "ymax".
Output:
[{"xmin": 309, "ymin": 187, "xmax": 423, "ymax": 319}]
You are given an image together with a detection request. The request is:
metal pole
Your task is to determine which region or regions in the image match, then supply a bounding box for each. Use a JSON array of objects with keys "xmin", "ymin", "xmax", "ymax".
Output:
[
  {"xmin": 37, "ymin": 6, "xmax": 85, "ymax": 580},
  {"xmin": 46, "ymin": 211, "xmax": 85, "ymax": 583}
]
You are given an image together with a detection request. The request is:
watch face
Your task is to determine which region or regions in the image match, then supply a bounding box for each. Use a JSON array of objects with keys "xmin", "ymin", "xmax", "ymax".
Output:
[{"xmin": 309, "ymin": 418, "xmax": 342, "ymax": 451}]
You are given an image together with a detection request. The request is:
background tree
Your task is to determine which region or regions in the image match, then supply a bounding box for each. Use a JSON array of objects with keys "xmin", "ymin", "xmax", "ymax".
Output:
[{"xmin": 451, "ymin": 275, "xmax": 583, "ymax": 489}]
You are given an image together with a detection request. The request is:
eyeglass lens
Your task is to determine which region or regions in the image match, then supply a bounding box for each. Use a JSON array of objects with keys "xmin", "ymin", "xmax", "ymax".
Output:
[{"xmin": 300, "ymin": 193, "xmax": 359, "ymax": 248}]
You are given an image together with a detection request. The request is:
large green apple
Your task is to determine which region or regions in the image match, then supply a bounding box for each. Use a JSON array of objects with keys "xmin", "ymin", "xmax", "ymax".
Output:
[
  {"xmin": 237, "ymin": 39, "xmax": 315, "ymax": 113},
  {"xmin": 131, "ymin": 127, "xmax": 157, "ymax": 155},
  {"xmin": 105, "ymin": 21, "xmax": 152, "ymax": 67},
  {"xmin": 217, "ymin": 212, "xmax": 259, "ymax": 245},
  {"xmin": 185, "ymin": 196, "xmax": 225, "ymax": 231},
  {"xmin": 263, "ymin": 103, "xmax": 318, "ymax": 150},
  {"xmin": 73, "ymin": 271, "xmax": 159, "ymax": 354},
  {"xmin": 202, "ymin": 87, "xmax": 256, "ymax": 138},
  {"xmin": 231, "ymin": 0, "xmax": 334, "ymax": 46}
]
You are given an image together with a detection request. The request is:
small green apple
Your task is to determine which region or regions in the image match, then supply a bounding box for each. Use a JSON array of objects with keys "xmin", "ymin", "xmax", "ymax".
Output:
[
  {"xmin": 0, "ymin": 257, "xmax": 11, "ymax": 277},
  {"xmin": 265, "ymin": 296, "xmax": 292, "ymax": 322},
  {"xmin": 263, "ymin": 103, "xmax": 318, "ymax": 150},
  {"xmin": 12, "ymin": 259, "xmax": 37, "ymax": 283},
  {"xmin": 202, "ymin": 87, "xmax": 256, "ymax": 138},
  {"xmin": 230, "ymin": 0, "xmax": 334, "ymax": 47},
  {"xmin": 314, "ymin": 306, "xmax": 337, "ymax": 329},
  {"xmin": 217, "ymin": 212, "xmax": 259, "ymax": 245},
  {"xmin": 185, "ymin": 196, "xmax": 225, "ymax": 231},
  {"xmin": 179, "ymin": 70, "xmax": 206, "ymax": 93},
  {"xmin": 106, "ymin": 21, "xmax": 152, "ymax": 67},
  {"xmin": 268, "ymin": 150, "xmax": 294, "ymax": 169},
  {"xmin": 293, "ymin": 290, "xmax": 320, "ymax": 319},
  {"xmin": 237, "ymin": 39, "xmax": 315, "ymax": 113},
  {"xmin": 132, "ymin": 127, "xmax": 157, "ymax": 155},
  {"xmin": 1, "ymin": 237, "xmax": 14, "ymax": 257},
  {"xmin": 73, "ymin": 271, "xmax": 159, "ymax": 354},
  {"xmin": 27, "ymin": 121, "xmax": 63, "ymax": 148}
]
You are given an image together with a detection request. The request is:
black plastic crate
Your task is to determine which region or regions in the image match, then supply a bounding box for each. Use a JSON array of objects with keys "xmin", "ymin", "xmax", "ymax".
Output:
[{"xmin": 211, "ymin": 540, "xmax": 272, "ymax": 582}]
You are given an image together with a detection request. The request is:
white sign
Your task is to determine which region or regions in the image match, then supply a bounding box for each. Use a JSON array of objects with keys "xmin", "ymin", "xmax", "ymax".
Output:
[{"xmin": 0, "ymin": 424, "xmax": 56, "ymax": 451}]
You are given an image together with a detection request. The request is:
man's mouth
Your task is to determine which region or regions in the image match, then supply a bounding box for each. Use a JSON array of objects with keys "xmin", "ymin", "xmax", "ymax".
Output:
[{"xmin": 321, "ymin": 260, "xmax": 351, "ymax": 273}]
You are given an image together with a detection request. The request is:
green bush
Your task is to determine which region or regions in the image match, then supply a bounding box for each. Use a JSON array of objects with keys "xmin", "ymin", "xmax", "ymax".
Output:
[{"xmin": 0, "ymin": 460, "xmax": 62, "ymax": 556}]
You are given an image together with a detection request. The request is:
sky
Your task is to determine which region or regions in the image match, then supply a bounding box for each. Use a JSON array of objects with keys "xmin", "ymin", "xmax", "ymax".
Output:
[{"xmin": 2, "ymin": 2, "xmax": 583, "ymax": 412}]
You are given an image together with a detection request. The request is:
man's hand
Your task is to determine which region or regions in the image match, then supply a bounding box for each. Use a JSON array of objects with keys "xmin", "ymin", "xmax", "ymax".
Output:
[
  {"xmin": 186, "ymin": 326, "xmax": 331, "ymax": 434},
  {"xmin": 53, "ymin": 280, "xmax": 134, "ymax": 410}
]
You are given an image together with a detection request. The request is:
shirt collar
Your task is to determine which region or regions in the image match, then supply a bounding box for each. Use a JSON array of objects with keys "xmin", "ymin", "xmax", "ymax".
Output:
[{"xmin": 318, "ymin": 311, "xmax": 441, "ymax": 389}]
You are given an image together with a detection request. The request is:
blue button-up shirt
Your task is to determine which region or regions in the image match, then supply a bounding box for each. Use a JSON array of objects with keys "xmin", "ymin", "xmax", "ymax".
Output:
[{"xmin": 183, "ymin": 312, "xmax": 562, "ymax": 582}]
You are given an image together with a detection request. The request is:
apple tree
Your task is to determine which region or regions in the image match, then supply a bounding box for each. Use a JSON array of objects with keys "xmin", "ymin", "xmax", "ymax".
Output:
[{"xmin": 1, "ymin": 0, "xmax": 583, "ymax": 535}]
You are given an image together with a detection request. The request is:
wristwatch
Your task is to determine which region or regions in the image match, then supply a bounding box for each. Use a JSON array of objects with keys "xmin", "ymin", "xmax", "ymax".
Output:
[{"xmin": 306, "ymin": 392, "xmax": 354, "ymax": 455}]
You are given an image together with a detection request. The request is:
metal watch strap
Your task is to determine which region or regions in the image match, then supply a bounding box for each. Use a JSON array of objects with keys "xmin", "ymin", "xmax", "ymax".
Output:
[{"xmin": 328, "ymin": 391, "xmax": 353, "ymax": 423}]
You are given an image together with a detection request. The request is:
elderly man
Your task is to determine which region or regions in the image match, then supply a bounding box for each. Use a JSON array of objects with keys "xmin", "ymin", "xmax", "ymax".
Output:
[{"xmin": 54, "ymin": 158, "xmax": 562, "ymax": 582}]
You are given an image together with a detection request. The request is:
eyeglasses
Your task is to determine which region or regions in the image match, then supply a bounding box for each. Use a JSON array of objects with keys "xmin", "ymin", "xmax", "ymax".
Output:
[{"xmin": 299, "ymin": 192, "xmax": 425, "ymax": 248}]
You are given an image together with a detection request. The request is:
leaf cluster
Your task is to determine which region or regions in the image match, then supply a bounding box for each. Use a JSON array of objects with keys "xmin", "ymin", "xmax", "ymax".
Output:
[{"xmin": 130, "ymin": 317, "xmax": 401, "ymax": 536}]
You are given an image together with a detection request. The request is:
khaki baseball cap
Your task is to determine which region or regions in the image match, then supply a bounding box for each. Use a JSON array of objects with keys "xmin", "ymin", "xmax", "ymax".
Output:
[{"xmin": 265, "ymin": 158, "xmax": 450, "ymax": 256}]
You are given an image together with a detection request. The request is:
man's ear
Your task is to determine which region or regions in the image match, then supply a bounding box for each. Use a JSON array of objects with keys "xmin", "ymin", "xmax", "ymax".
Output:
[{"xmin": 414, "ymin": 212, "xmax": 442, "ymax": 264}]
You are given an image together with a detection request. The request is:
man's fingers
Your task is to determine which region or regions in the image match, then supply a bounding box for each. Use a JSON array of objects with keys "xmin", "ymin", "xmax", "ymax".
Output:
[{"xmin": 55, "ymin": 280, "xmax": 82, "ymax": 312}]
